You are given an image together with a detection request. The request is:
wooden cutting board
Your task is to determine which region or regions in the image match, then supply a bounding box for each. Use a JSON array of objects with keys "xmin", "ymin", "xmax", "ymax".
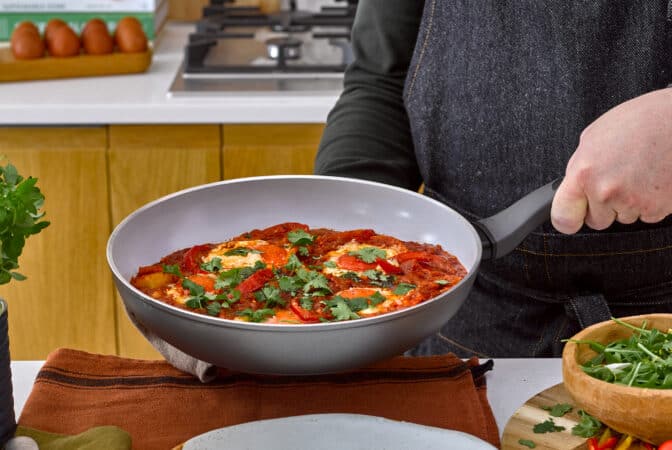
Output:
[
  {"xmin": 0, "ymin": 46, "xmax": 152, "ymax": 82},
  {"xmin": 501, "ymin": 383, "xmax": 588, "ymax": 450}
]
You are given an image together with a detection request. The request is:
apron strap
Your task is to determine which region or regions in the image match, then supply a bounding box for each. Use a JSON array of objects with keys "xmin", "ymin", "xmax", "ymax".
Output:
[{"xmin": 564, "ymin": 293, "xmax": 612, "ymax": 329}]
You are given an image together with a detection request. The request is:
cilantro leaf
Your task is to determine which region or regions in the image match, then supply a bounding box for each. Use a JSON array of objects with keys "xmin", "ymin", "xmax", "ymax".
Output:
[
  {"xmin": 346, "ymin": 297, "xmax": 369, "ymax": 312},
  {"xmin": 278, "ymin": 275, "xmax": 303, "ymax": 293},
  {"xmin": 254, "ymin": 286, "xmax": 285, "ymax": 308},
  {"xmin": 533, "ymin": 418, "xmax": 565, "ymax": 433},
  {"xmin": 323, "ymin": 260, "xmax": 337, "ymax": 268},
  {"xmin": 206, "ymin": 302, "xmax": 222, "ymax": 316},
  {"xmin": 435, "ymin": 280, "xmax": 450, "ymax": 285},
  {"xmin": 287, "ymin": 229, "xmax": 315, "ymax": 247},
  {"xmin": 297, "ymin": 267, "xmax": 331, "ymax": 295},
  {"xmin": 162, "ymin": 264, "xmax": 183, "ymax": 278},
  {"xmin": 182, "ymin": 279, "xmax": 204, "ymax": 297},
  {"xmin": 224, "ymin": 247, "xmax": 260, "ymax": 256},
  {"xmin": 323, "ymin": 297, "xmax": 359, "ymax": 321},
  {"xmin": 369, "ymin": 291, "xmax": 386, "ymax": 306},
  {"xmin": 518, "ymin": 439, "xmax": 536, "ymax": 448},
  {"xmin": 571, "ymin": 410, "xmax": 601, "ymax": 438},
  {"xmin": 348, "ymin": 247, "xmax": 386, "ymax": 263},
  {"xmin": 236, "ymin": 308, "xmax": 275, "ymax": 323},
  {"xmin": 393, "ymin": 283, "xmax": 416, "ymax": 295},
  {"xmin": 200, "ymin": 257, "xmax": 222, "ymax": 273},
  {"xmin": 542, "ymin": 403, "xmax": 572, "ymax": 417},
  {"xmin": 285, "ymin": 253, "xmax": 303, "ymax": 272},
  {"xmin": 299, "ymin": 296, "xmax": 313, "ymax": 311}
]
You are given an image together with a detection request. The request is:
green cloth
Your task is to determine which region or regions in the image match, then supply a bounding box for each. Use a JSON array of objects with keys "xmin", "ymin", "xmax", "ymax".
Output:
[{"xmin": 14, "ymin": 425, "xmax": 131, "ymax": 450}]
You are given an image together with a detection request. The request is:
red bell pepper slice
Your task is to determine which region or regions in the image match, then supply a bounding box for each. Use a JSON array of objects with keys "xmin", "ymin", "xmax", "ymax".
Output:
[
  {"xmin": 376, "ymin": 258, "xmax": 402, "ymax": 274},
  {"xmin": 394, "ymin": 251, "xmax": 434, "ymax": 263},
  {"xmin": 290, "ymin": 298, "xmax": 322, "ymax": 323},
  {"xmin": 236, "ymin": 268, "xmax": 274, "ymax": 294},
  {"xmin": 587, "ymin": 438, "xmax": 599, "ymax": 450},
  {"xmin": 137, "ymin": 264, "xmax": 164, "ymax": 275},
  {"xmin": 181, "ymin": 244, "xmax": 214, "ymax": 274},
  {"xmin": 597, "ymin": 437, "xmax": 618, "ymax": 450},
  {"xmin": 186, "ymin": 274, "xmax": 215, "ymax": 292}
]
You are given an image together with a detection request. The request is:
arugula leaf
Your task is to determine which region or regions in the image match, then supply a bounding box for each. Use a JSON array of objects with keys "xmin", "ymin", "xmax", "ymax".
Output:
[
  {"xmin": 348, "ymin": 247, "xmax": 386, "ymax": 263},
  {"xmin": 200, "ymin": 257, "xmax": 222, "ymax": 273},
  {"xmin": 237, "ymin": 308, "xmax": 275, "ymax": 323},
  {"xmin": 0, "ymin": 163, "xmax": 49, "ymax": 284},
  {"xmin": 542, "ymin": 403, "xmax": 573, "ymax": 417},
  {"xmin": 532, "ymin": 418, "xmax": 565, "ymax": 433},
  {"xmin": 224, "ymin": 247, "xmax": 260, "ymax": 256},
  {"xmin": 518, "ymin": 439, "xmax": 536, "ymax": 449},
  {"xmin": 393, "ymin": 283, "xmax": 416, "ymax": 295},
  {"xmin": 571, "ymin": 410, "xmax": 602, "ymax": 437},
  {"xmin": 287, "ymin": 229, "xmax": 315, "ymax": 247}
]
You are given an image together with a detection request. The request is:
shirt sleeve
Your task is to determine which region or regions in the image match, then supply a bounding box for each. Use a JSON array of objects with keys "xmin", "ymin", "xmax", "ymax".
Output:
[{"xmin": 313, "ymin": 0, "xmax": 426, "ymax": 191}]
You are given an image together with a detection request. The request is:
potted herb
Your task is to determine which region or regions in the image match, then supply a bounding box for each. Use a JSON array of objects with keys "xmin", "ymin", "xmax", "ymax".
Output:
[{"xmin": 0, "ymin": 162, "xmax": 49, "ymax": 446}]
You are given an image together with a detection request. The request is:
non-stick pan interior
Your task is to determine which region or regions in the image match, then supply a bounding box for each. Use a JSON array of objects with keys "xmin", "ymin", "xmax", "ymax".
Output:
[{"xmin": 108, "ymin": 176, "xmax": 482, "ymax": 284}]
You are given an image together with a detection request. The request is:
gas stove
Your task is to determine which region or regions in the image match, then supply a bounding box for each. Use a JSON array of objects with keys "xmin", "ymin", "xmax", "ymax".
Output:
[{"xmin": 168, "ymin": 0, "xmax": 357, "ymax": 97}]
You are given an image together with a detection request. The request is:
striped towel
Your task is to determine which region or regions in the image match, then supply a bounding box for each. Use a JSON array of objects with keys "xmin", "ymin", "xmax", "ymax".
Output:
[{"xmin": 17, "ymin": 349, "xmax": 500, "ymax": 450}]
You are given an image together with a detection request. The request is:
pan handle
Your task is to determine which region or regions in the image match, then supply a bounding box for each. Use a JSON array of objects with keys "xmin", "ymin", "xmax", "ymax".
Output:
[{"xmin": 473, "ymin": 177, "xmax": 563, "ymax": 260}]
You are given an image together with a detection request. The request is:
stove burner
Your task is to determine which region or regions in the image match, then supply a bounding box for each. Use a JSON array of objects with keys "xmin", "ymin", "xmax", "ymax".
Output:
[
  {"xmin": 266, "ymin": 37, "xmax": 302, "ymax": 62},
  {"xmin": 268, "ymin": 10, "xmax": 312, "ymax": 33}
]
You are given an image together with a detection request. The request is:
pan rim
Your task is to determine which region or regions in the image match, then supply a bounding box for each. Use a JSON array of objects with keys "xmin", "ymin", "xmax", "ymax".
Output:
[{"xmin": 107, "ymin": 174, "xmax": 483, "ymax": 331}]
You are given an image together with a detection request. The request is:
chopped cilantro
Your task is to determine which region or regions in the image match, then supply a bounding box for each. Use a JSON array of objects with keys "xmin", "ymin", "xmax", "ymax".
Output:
[
  {"xmin": 200, "ymin": 257, "xmax": 222, "ymax": 273},
  {"xmin": 285, "ymin": 253, "xmax": 303, "ymax": 272},
  {"xmin": 340, "ymin": 271, "xmax": 362, "ymax": 282},
  {"xmin": 287, "ymin": 229, "xmax": 315, "ymax": 247},
  {"xmin": 298, "ymin": 246, "xmax": 309, "ymax": 256},
  {"xmin": 348, "ymin": 247, "xmax": 386, "ymax": 263},
  {"xmin": 297, "ymin": 267, "xmax": 331, "ymax": 295},
  {"xmin": 323, "ymin": 297, "xmax": 359, "ymax": 321},
  {"xmin": 542, "ymin": 403, "xmax": 572, "ymax": 417},
  {"xmin": 237, "ymin": 308, "xmax": 275, "ymax": 322},
  {"xmin": 182, "ymin": 278, "xmax": 204, "ymax": 297},
  {"xmin": 571, "ymin": 410, "xmax": 601, "ymax": 438},
  {"xmin": 518, "ymin": 439, "xmax": 536, "ymax": 448},
  {"xmin": 206, "ymin": 302, "xmax": 222, "ymax": 316},
  {"xmin": 323, "ymin": 260, "xmax": 337, "ymax": 268},
  {"xmin": 299, "ymin": 296, "xmax": 313, "ymax": 311},
  {"xmin": 369, "ymin": 291, "xmax": 386, "ymax": 306},
  {"xmin": 162, "ymin": 264, "xmax": 183, "ymax": 278},
  {"xmin": 224, "ymin": 247, "xmax": 260, "ymax": 257},
  {"xmin": 254, "ymin": 286, "xmax": 285, "ymax": 308},
  {"xmin": 533, "ymin": 418, "xmax": 565, "ymax": 433},
  {"xmin": 185, "ymin": 297, "xmax": 205, "ymax": 309},
  {"xmin": 346, "ymin": 296, "xmax": 369, "ymax": 312},
  {"xmin": 435, "ymin": 279, "xmax": 450, "ymax": 285},
  {"xmin": 278, "ymin": 275, "xmax": 303, "ymax": 293},
  {"xmin": 393, "ymin": 283, "xmax": 416, "ymax": 295}
]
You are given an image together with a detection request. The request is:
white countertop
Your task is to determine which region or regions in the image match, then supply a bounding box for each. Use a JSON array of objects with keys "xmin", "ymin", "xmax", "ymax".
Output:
[
  {"xmin": 9, "ymin": 358, "xmax": 563, "ymax": 438},
  {"xmin": 0, "ymin": 24, "xmax": 339, "ymax": 125}
]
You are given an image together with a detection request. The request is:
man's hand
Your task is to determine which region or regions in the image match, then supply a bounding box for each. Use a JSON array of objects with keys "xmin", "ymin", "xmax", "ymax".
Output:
[{"xmin": 551, "ymin": 88, "xmax": 672, "ymax": 234}]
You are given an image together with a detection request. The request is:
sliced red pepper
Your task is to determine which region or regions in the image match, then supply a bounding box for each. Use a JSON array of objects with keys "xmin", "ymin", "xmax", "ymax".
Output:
[
  {"xmin": 236, "ymin": 268, "xmax": 274, "ymax": 294},
  {"xmin": 181, "ymin": 244, "xmax": 214, "ymax": 274},
  {"xmin": 376, "ymin": 258, "xmax": 402, "ymax": 274},
  {"xmin": 597, "ymin": 437, "xmax": 618, "ymax": 450},
  {"xmin": 290, "ymin": 298, "xmax": 322, "ymax": 323},
  {"xmin": 587, "ymin": 437, "xmax": 599, "ymax": 450},
  {"xmin": 394, "ymin": 251, "xmax": 434, "ymax": 263},
  {"xmin": 336, "ymin": 254, "xmax": 377, "ymax": 271},
  {"xmin": 137, "ymin": 264, "xmax": 164, "ymax": 275},
  {"xmin": 186, "ymin": 274, "xmax": 215, "ymax": 292},
  {"xmin": 643, "ymin": 443, "xmax": 655, "ymax": 450}
]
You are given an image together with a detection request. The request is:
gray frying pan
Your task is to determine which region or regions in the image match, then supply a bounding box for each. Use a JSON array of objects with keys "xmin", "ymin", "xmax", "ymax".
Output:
[{"xmin": 107, "ymin": 175, "xmax": 559, "ymax": 375}]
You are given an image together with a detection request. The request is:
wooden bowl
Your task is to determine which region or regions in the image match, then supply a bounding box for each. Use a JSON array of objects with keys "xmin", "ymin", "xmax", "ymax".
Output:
[{"xmin": 562, "ymin": 314, "xmax": 672, "ymax": 445}]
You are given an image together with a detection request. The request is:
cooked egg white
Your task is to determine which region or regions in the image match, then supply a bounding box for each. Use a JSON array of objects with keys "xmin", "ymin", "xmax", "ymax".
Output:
[
  {"xmin": 322, "ymin": 241, "xmax": 405, "ymax": 276},
  {"xmin": 204, "ymin": 240, "xmax": 268, "ymax": 269}
]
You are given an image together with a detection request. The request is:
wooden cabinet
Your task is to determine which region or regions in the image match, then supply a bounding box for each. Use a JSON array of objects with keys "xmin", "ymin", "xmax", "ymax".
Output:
[
  {"xmin": 108, "ymin": 125, "xmax": 221, "ymax": 359},
  {"xmin": 222, "ymin": 124, "xmax": 324, "ymax": 179},
  {"xmin": 0, "ymin": 123, "xmax": 323, "ymax": 360},
  {"xmin": 0, "ymin": 127, "xmax": 116, "ymax": 359}
]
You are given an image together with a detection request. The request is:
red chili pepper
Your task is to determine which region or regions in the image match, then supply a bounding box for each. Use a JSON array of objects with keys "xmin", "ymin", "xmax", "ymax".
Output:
[
  {"xmin": 643, "ymin": 443, "xmax": 655, "ymax": 450},
  {"xmin": 587, "ymin": 437, "xmax": 599, "ymax": 450},
  {"xmin": 376, "ymin": 258, "xmax": 403, "ymax": 275},
  {"xmin": 181, "ymin": 244, "xmax": 213, "ymax": 274},
  {"xmin": 598, "ymin": 437, "xmax": 618, "ymax": 450},
  {"xmin": 290, "ymin": 298, "xmax": 322, "ymax": 323},
  {"xmin": 236, "ymin": 268, "xmax": 273, "ymax": 294}
]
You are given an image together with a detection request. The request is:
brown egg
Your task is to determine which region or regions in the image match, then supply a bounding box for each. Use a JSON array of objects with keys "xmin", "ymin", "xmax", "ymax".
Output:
[
  {"xmin": 47, "ymin": 25, "xmax": 81, "ymax": 57},
  {"xmin": 44, "ymin": 18, "xmax": 68, "ymax": 45},
  {"xmin": 10, "ymin": 28, "xmax": 45, "ymax": 60},
  {"xmin": 13, "ymin": 21, "xmax": 39, "ymax": 35},
  {"xmin": 81, "ymin": 20, "xmax": 114, "ymax": 55},
  {"xmin": 114, "ymin": 16, "xmax": 148, "ymax": 53}
]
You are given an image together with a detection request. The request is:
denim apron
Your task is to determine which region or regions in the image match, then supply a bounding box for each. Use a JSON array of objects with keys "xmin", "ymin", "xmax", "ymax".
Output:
[{"xmin": 403, "ymin": 0, "xmax": 672, "ymax": 357}]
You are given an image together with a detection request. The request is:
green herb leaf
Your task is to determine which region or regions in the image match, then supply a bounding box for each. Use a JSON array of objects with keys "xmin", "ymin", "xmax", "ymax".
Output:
[
  {"xmin": 323, "ymin": 296, "xmax": 359, "ymax": 321},
  {"xmin": 200, "ymin": 257, "xmax": 222, "ymax": 272},
  {"xmin": 287, "ymin": 229, "xmax": 315, "ymax": 247},
  {"xmin": 254, "ymin": 286, "xmax": 285, "ymax": 308},
  {"xmin": 571, "ymin": 410, "xmax": 602, "ymax": 438},
  {"xmin": 0, "ymin": 163, "xmax": 49, "ymax": 284},
  {"xmin": 162, "ymin": 264, "xmax": 183, "ymax": 278},
  {"xmin": 542, "ymin": 403, "xmax": 573, "ymax": 417},
  {"xmin": 206, "ymin": 302, "xmax": 222, "ymax": 316},
  {"xmin": 518, "ymin": 439, "xmax": 536, "ymax": 449},
  {"xmin": 323, "ymin": 260, "xmax": 337, "ymax": 268},
  {"xmin": 224, "ymin": 247, "xmax": 260, "ymax": 256},
  {"xmin": 393, "ymin": 283, "xmax": 416, "ymax": 295},
  {"xmin": 299, "ymin": 296, "xmax": 313, "ymax": 311},
  {"xmin": 435, "ymin": 280, "xmax": 450, "ymax": 285},
  {"xmin": 348, "ymin": 247, "xmax": 386, "ymax": 263},
  {"xmin": 236, "ymin": 308, "xmax": 275, "ymax": 323},
  {"xmin": 285, "ymin": 253, "xmax": 303, "ymax": 272},
  {"xmin": 369, "ymin": 291, "xmax": 386, "ymax": 306},
  {"xmin": 532, "ymin": 418, "xmax": 565, "ymax": 433}
]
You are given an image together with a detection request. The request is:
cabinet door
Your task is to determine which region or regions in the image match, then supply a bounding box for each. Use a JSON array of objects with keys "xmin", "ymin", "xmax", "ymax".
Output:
[
  {"xmin": 0, "ymin": 127, "xmax": 115, "ymax": 359},
  {"xmin": 108, "ymin": 125, "xmax": 221, "ymax": 359},
  {"xmin": 222, "ymin": 124, "xmax": 324, "ymax": 179}
]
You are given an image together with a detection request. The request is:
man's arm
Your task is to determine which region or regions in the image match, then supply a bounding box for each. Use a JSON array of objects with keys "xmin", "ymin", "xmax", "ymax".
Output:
[{"xmin": 313, "ymin": 0, "xmax": 425, "ymax": 191}]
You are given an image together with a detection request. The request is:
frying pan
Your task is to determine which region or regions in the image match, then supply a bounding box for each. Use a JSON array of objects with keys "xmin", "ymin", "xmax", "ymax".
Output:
[{"xmin": 107, "ymin": 175, "xmax": 560, "ymax": 375}]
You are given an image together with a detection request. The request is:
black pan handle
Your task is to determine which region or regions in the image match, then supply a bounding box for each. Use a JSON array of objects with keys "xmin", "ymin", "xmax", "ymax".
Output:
[{"xmin": 473, "ymin": 177, "xmax": 563, "ymax": 260}]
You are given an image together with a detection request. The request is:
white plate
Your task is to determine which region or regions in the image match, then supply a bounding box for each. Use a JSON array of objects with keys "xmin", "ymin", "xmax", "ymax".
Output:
[{"xmin": 182, "ymin": 414, "xmax": 497, "ymax": 450}]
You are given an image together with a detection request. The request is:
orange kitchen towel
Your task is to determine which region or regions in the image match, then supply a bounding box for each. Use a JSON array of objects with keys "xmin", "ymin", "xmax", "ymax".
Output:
[{"xmin": 18, "ymin": 349, "xmax": 500, "ymax": 450}]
